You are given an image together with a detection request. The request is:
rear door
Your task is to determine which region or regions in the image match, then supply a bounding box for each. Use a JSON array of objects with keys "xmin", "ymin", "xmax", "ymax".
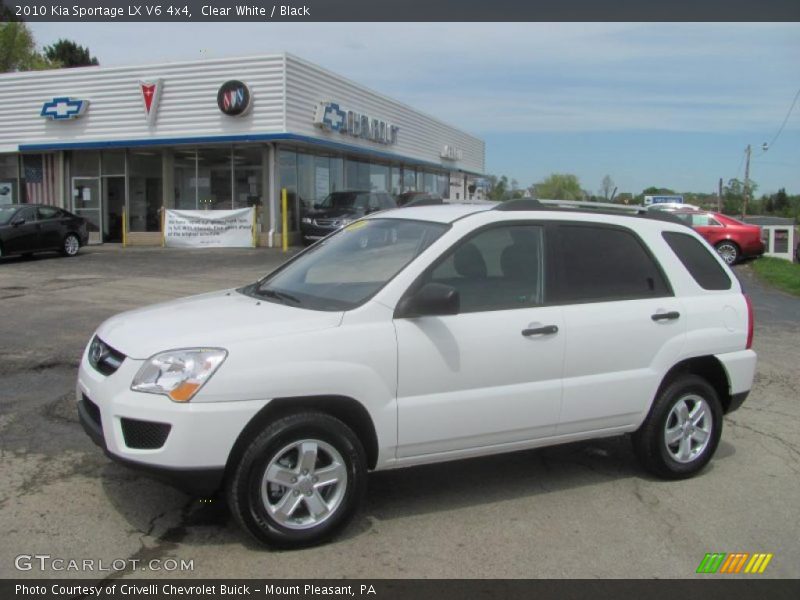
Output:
[
  {"xmin": 690, "ymin": 213, "xmax": 725, "ymax": 246},
  {"xmin": 552, "ymin": 223, "xmax": 686, "ymax": 434},
  {"xmin": 394, "ymin": 223, "xmax": 565, "ymax": 457},
  {"xmin": 36, "ymin": 206, "xmax": 64, "ymax": 249}
]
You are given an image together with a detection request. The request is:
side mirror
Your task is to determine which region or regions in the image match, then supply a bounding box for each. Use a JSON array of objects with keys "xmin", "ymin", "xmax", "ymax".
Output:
[
  {"xmin": 11, "ymin": 217, "xmax": 25, "ymax": 226},
  {"xmin": 396, "ymin": 282, "xmax": 460, "ymax": 318}
]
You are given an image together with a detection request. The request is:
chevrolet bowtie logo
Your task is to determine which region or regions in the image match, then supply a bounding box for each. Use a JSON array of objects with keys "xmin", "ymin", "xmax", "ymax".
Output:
[
  {"xmin": 321, "ymin": 103, "xmax": 346, "ymax": 131},
  {"xmin": 41, "ymin": 97, "xmax": 89, "ymax": 120}
]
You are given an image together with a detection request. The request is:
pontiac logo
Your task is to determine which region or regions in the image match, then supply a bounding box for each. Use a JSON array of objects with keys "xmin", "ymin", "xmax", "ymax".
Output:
[
  {"xmin": 139, "ymin": 79, "xmax": 163, "ymax": 125},
  {"xmin": 40, "ymin": 97, "xmax": 89, "ymax": 120},
  {"xmin": 217, "ymin": 80, "xmax": 252, "ymax": 116}
]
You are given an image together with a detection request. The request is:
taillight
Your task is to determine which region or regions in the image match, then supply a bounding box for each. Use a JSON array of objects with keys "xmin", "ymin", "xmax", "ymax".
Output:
[{"xmin": 744, "ymin": 294, "xmax": 754, "ymax": 349}]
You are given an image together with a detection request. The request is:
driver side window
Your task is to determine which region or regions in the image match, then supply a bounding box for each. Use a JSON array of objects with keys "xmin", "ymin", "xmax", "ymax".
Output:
[{"xmin": 425, "ymin": 224, "xmax": 545, "ymax": 313}]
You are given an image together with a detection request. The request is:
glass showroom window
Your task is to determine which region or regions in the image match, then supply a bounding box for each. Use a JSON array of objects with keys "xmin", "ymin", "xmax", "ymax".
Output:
[
  {"xmin": 128, "ymin": 151, "xmax": 162, "ymax": 232},
  {"xmin": 369, "ymin": 163, "xmax": 389, "ymax": 192},
  {"xmin": 403, "ymin": 167, "xmax": 417, "ymax": 191},
  {"xmin": 70, "ymin": 151, "xmax": 101, "ymax": 233},
  {"xmin": 196, "ymin": 146, "xmax": 232, "ymax": 209},
  {"xmin": 233, "ymin": 146, "xmax": 263, "ymax": 209},
  {"xmin": 174, "ymin": 148, "xmax": 198, "ymax": 210},
  {"xmin": 0, "ymin": 154, "xmax": 20, "ymax": 205},
  {"xmin": 345, "ymin": 159, "xmax": 370, "ymax": 191},
  {"xmin": 296, "ymin": 153, "xmax": 315, "ymax": 210}
]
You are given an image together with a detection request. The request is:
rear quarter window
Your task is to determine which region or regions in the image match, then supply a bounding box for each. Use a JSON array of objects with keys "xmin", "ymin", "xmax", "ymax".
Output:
[{"xmin": 662, "ymin": 231, "xmax": 732, "ymax": 291}]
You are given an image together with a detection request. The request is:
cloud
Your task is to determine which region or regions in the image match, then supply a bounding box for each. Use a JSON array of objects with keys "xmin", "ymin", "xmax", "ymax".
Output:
[{"xmin": 29, "ymin": 22, "xmax": 800, "ymax": 136}]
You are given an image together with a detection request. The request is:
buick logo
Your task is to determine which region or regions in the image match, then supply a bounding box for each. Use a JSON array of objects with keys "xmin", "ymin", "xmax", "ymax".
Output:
[{"xmin": 217, "ymin": 80, "xmax": 252, "ymax": 116}]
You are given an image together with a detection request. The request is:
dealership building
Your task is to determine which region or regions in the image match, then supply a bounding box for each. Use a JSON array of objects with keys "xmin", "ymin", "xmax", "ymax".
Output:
[{"xmin": 0, "ymin": 53, "xmax": 485, "ymax": 246}]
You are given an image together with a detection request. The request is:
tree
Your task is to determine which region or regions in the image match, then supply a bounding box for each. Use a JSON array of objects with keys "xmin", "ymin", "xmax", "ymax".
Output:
[
  {"xmin": 535, "ymin": 173, "xmax": 584, "ymax": 200},
  {"xmin": 773, "ymin": 188, "xmax": 789, "ymax": 214},
  {"xmin": 722, "ymin": 178, "xmax": 757, "ymax": 215},
  {"xmin": 0, "ymin": 22, "xmax": 56, "ymax": 72},
  {"xmin": 487, "ymin": 175, "xmax": 509, "ymax": 201},
  {"xmin": 600, "ymin": 175, "xmax": 615, "ymax": 201},
  {"xmin": 44, "ymin": 39, "xmax": 99, "ymax": 68}
]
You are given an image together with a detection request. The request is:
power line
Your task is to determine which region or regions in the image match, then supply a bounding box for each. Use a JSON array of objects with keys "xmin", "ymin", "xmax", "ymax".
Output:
[{"xmin": 760, "ymin": 86, "xmax": 800, "ymax": 155}]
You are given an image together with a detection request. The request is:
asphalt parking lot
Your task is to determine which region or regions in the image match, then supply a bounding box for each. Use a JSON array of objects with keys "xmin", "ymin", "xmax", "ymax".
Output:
[{"xmin": 0, "ymin": 246, "xmax": 798, "ymax": 579}]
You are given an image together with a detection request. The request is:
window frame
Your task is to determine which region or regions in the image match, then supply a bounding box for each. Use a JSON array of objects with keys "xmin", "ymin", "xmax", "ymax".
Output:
[
  {"xmin": 396, "ymin": 220, "xmax": 556, "ymax": 316},
  {"xmin": 549, "ymin": 221, "xmax": 674, "ymax": 305}
]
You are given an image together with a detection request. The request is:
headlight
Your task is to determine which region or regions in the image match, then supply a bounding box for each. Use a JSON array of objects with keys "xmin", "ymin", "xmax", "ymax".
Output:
[
  {"xmin": 131, "ymin": 348, "xmax": 227, "ymax": 402},
  {"xmin": 301, "ymin": 217, "xmax": 312, "ymax": 224}
]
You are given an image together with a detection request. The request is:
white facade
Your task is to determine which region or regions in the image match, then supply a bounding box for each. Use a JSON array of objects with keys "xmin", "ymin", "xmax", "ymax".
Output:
[{"xmin": 0, "ymin": 53, "xmax": 485, "ymax": 246}]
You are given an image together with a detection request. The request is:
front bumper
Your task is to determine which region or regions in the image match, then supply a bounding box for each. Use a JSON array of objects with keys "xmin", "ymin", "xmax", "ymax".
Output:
[
  {"xmin": 76, "ymin": 348, "xmax": 269, "ymax": 495},
  {"xmin": 300, "ymin": 223, "xmax": 338, "ymax": 241}
]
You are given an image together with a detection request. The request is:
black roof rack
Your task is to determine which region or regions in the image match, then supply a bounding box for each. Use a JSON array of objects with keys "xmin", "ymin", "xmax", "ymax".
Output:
[{"xmin": 492, "ymin": 198, "xmax": 688, "ymax": 227}]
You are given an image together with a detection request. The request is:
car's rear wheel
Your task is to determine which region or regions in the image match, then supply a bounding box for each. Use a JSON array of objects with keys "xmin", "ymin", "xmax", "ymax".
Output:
[
  {"xmin": 62, "ymin": 234, "xmax": 80, "ymax": 257},
  {"xmin": 226, "ymin": 412, "xmax": 366, "ymax": 548},
  {"xmin": 632, "ymin": 374, "xmax": 722, "ymax": 479},
  {"xmin": 715, "ymin": 240, "xmax": 740, "ymax": 265}
]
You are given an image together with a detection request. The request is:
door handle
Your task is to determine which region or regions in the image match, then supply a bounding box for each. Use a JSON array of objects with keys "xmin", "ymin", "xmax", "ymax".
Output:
[
  {"xmin": 651, "ymin": 311, "xmax": 680, "ymax": 322},
  {"xmin": 522, "ymin": 325, "xmax": 559, "ymax": 336}
]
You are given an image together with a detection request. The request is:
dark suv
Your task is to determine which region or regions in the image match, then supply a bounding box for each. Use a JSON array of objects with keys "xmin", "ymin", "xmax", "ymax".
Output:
[{"xmin": 300, "ymin": 191, "xmax": 396, "ymax": 244}]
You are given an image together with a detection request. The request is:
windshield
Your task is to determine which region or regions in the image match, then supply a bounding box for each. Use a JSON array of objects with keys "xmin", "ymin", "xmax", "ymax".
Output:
[
  {"xmin": 317, "ymin": 192, "xmax": 369, "ymax": 210},
  {"xmin": 246, "ymin": 218, "xmax": 448, "ymax": 311},
  {"xmin": 0, "ymin": 206, "xmax": 18, "ymax": 225}
]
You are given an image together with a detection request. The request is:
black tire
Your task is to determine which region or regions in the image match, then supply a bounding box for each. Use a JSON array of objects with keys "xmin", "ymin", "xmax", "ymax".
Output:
[
  {"xmin": 61, "ymin": 233, "xmax": 81, "ymax": 257},
  {"xmin": 632, "ymin": 374, "xmax": 723, "ymax": 480},
  {"xmin": 226, "ymin": 411, "xmax": 367, "ymax": 548},
  {"xmin": 715, "ymin": 240, "xmax": 740, "ymax": 265}
]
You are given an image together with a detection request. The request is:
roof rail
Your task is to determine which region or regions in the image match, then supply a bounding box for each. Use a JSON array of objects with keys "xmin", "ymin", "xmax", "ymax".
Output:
[{"xmin": 491, "ymin": 198, "xmax": 688, "ymax": 226}]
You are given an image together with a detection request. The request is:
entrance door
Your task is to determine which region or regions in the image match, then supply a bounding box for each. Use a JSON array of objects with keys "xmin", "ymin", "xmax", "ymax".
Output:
[
  {"xmin": 102, "ymin": 176, "xmax": 125, "ymax": 242},
  {"xmin": 72, "ymin": 177, "xmax": 101, "ymax": 244}
]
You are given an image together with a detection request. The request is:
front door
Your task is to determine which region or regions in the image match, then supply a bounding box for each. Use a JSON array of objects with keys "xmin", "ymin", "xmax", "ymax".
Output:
[
  {"xmin": 395, "ymin": 223, "xmax": 565, "ymax": 458},
  {"xmin": 4, "ymin": 206, "xmax": 39, "ymax": 254},
  {"xmin": 102, "ymin": 176, "xmax": 125, "ymax": 242},
  {"xmin": 72, "ymin": 177, "xmax": 101, "ymax": 244}
]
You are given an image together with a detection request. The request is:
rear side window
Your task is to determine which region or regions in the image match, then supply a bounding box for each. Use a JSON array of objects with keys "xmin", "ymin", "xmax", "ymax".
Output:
[
  {"xmin": 662, "ymin": 231, "xmax": 732, "ymax": 290},
  {"xmin": 555, "ymin": 224, "xmax": 671, "ymax": 303}
]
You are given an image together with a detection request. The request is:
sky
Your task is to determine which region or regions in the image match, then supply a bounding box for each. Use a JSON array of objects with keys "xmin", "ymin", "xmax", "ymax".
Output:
[{"xmin": 29, "ymin": 22, "xmax": 800, "ymax": 196}]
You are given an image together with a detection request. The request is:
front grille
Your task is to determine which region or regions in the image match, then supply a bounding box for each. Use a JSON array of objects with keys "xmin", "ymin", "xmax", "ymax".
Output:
[
  {"xmin": 313, "ymin": 218, "xmax": 342, "ymax": 228},
  {"xmin": 88, "ymin": 336, "xmax": 126, "ymax": 376},
  {"xmin": 121, "ymin": 418, "xmax": 171, "ymax": 450},
  {"xmin": 82, "ymin": 394, "xmax": 102, "ymax": 429}
]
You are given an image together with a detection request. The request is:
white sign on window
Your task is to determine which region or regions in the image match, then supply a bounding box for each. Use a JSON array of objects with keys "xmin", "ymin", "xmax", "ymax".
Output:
[{"xmin": 164, "ymin": 208, "xmax": 255, "ymax": 248}]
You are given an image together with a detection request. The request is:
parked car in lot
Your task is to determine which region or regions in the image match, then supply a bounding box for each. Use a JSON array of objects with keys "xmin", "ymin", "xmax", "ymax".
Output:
[
  {"xmin": 671, "ymin": 209, "xmax": 765, "ymax": 265},
  {"xmin": 0, "ymin": 204, "xmax": 89, "ymax": 259},
  {"xmin": 78, "ymin": 200, "xmax": 756, "ymax": 548},
  {"xmin": 300, "ymin": 190, "xmax": 396, "ymax": 244}
]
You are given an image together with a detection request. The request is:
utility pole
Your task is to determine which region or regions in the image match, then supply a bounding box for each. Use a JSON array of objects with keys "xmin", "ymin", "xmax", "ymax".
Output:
[
  {"xmin": 718, "ymin": 178, "xmax": 723, "ymax": 212},
  {"xmin": 742, "ymin": 144, "xmax": 751, "ymax": 218}
]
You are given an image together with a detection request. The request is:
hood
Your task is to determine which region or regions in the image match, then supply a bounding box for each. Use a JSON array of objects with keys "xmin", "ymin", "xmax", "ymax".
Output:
[
  {"xmin": 308, "ymin": 207, "xmax": 364, "ymax": 219},
  {"xmin": 96, "ymin": 289, "xmax": 343, "ymax": 359}
]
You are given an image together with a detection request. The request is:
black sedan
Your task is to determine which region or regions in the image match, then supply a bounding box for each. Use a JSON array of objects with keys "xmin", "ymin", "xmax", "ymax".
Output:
[
  {"xmin": 300, "ymin": 191, "xmax": 396, "ymax": 244},
  {"xmin": 0, "ymin": 204, "xmax": 89, "ymax": 259}
]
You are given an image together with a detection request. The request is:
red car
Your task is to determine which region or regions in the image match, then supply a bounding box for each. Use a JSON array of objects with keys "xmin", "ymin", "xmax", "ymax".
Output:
[{"xmin": 672, "ymin": 210, "xmax": 765, "ymax": 265}]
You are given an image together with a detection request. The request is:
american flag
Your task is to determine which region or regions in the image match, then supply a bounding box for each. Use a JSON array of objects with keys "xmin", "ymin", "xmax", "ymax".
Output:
[{"xmin": 24, "ymin": 154, "xmax": 58, "ymax": 205}]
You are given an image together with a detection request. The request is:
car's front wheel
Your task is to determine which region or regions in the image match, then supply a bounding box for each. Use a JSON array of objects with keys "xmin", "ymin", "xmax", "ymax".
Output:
[
  {"xmin": 226, "ymin": 412, "xmax": 367, "ymax": 548},
  {"xmin": 715, "ymin": 240, "xmax": 740, "ymax": 265},
  {"xmin": 632, "ymin": 374, "xmax": 722, "ymax": 479},
  {"xmin": 62, "ymin": 233, "xmax": 81, "ymax": 257}
]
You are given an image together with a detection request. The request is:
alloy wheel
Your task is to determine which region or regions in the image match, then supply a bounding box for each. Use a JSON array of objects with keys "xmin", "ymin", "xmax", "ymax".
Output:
[{"xmin": 664, "ymin": 394, "xmax": 712, "ymax": 463}]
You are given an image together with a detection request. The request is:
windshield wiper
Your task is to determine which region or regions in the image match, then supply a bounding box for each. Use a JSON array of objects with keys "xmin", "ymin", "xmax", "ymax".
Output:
[{"xmin": 255, "ymin": 287, "xmax": 302, "ymax": 305}]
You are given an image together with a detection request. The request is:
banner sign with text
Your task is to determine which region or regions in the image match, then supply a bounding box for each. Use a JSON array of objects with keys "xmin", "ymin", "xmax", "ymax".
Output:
[{"xmin": 164, "ymin": 208, "xmax": 255, "ymax": 248}]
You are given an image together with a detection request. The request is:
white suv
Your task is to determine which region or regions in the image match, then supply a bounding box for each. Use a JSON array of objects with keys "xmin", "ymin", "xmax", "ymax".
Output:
[{"xmin": 77, "ymin": 200, "xmax": 756, "ymax": 548}]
